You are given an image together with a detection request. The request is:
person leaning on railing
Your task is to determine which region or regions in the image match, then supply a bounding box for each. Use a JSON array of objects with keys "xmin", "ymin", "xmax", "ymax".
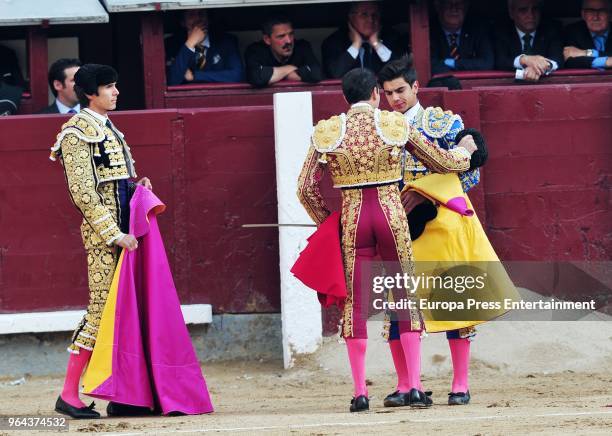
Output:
[
  {"xmin": 494, "ymin": 0, "xmax": 563, "ymax": 82},
  {"xmin": 563, "ymin": 0, "xmax": 612, "ymax": 70},
  {"xmin": 244, "ymin": 14, "xmax": 322, "ymax": 88}
]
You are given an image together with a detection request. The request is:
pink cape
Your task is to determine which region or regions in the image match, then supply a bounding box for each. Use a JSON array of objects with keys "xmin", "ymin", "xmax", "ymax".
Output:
[
  {"xmin": 84, "ymin": 186, "xmax": 213, "ymax": 415},
  {"xmin": 290, "ymin": 212, "xmax": 347, "ymax": 307}
]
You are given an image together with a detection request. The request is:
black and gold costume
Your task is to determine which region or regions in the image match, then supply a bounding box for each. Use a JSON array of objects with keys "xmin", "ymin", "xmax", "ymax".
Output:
[{"xmin": 50, "ymin": 108, "xmax": 136, "ymax": 353}]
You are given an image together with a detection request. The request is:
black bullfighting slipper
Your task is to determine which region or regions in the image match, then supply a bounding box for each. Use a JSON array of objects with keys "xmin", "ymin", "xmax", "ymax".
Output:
[
  {"xmin": 349, "ymin": 395, "xmax": 369, "ymax": 412},
  {"xmin": 448, "ymin": 390, "xmax": 471, "ymax": 405},
  {"xmin": 407, "ymin": 388, "xmax": 433, "ymax": 408},
  {"xmin": 55, "ymin": 396, "xmax": 101, "ymax": 419},
  {"xmin": 106, "ymin": 402, "xmax": 158, "ymax": 417},
  {"xmin": 383, "ymin": 390, "xmax": 410, "ymax": 407}
]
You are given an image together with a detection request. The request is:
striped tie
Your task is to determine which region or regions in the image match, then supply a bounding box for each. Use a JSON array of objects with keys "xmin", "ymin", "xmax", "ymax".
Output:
[{"xmin": 449, "ymin": 33, "xmax": 460, "ymax": 60}]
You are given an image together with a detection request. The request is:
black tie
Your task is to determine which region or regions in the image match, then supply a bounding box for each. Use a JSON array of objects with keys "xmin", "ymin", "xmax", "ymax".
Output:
[
  {"xmin": 361, "ymin": 42, "xmax": 373, "ymax": 68},
  {"xmin": 522, "ymin": 33, "xmax": 534, "ymax": 54}
]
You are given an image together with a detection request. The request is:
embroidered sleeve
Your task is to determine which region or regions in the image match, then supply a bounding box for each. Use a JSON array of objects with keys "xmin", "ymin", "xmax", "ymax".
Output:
[
  {"xmin": 405, "ymin": 126, "xmax": 470, "ymax": 173},
  {"xmin": 445, "ymin": 119, "xmax": 480, "ymax": 192},
  {"xmin": 297, "ymin": 143, "xmax": 330, "ymax": 225},
  {"xmin": 61, "ymin": 133, "xmax": 124, "ymax": 245}
]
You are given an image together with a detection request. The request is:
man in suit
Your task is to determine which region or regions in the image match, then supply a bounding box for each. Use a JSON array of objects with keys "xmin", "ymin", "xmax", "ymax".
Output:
[
  {"xmin": 430, "ymin": 0, "xmax": 494, "ymax": 75},
  {"xmin": 245, "ymin": 14, "xmax": 322, "ymax": 87},
  {"xmin": 322, "ymin": 1, "xmax": 405, "ymax": 78},
  {"xmin": 38, "ymin": 58, "xmax": 81, "ymax": 114},
  {"xmin": 166, "ymin": 9, "xmax": 243, "ymax": 85},
  {"xmin": 494, "ymin": 0, "xmax": 563, "ymax": 82},
  {"xmin": 564, "ymin": 0, "xmax": 612, "ymax": 69}
]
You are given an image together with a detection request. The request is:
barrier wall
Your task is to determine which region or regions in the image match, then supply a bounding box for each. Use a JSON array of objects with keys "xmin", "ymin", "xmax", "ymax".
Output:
[{"xmin": 0, "ymin": 83, "xmax": 610, "ymax": 315}]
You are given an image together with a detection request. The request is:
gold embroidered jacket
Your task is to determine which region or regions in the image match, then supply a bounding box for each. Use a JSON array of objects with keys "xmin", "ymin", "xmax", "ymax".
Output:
[
  {"xmin": 297, "ymin": 104, "xmax": 471, "ymax": 225},
  {"xmin": 50, "ymin": 109, "xmax": 137, "ymax": 246}
]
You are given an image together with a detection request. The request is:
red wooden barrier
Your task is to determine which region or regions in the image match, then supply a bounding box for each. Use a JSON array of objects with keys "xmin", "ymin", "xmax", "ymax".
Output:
[{"xmin": 1, "ymin": 83, "xmax": 610, "ymax": 316}]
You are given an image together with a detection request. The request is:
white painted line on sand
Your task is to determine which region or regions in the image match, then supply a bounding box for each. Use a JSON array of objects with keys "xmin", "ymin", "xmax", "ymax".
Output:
[{"xmin": 99, "ymin": 410, "xmax": 612, "ymax": 435}]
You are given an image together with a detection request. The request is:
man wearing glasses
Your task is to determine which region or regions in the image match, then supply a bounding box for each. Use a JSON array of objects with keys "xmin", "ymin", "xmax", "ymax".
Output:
[
  {"xmin": 564, "ymin": 0, "xmax": 612, "ymax": 69},
  {"xmin": 494, "ymin": 0, "xmax": 563, "ymax": 82},
  {"xmin": 322, "ymin": 1, "xmax": 406, "ymax": 78}
]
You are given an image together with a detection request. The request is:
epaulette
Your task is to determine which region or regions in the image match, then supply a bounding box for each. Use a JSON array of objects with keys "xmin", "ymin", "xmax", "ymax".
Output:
[
  {"xmin": 374, "ymin": 109, "xmax": 409, "ymax": 145},
  {"xmin": 311, "ymin": 114, "xmax": 346, "ymax": 155},
  {"xmin": 421, "ymin": 106, "xmax": 462, "ymax": 139},
  {"xmin": 49, "ymin": 112, "xmax": 105, "ymax": 161}
]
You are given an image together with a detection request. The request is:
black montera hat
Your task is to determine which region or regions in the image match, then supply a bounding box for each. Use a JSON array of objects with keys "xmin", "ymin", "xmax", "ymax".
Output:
[{"xmin": 74, "ymin": 64, "xmax": 118, "ymax": 95}]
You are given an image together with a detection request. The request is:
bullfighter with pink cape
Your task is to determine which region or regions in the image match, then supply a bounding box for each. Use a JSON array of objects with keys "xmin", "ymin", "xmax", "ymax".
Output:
[{"xmin": 82, "ymin": 186, "xmax": 214, "ymax": 416}]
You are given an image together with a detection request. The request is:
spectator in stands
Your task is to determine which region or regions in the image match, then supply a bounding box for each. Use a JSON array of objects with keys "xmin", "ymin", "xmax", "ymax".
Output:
[
  {"xmin": 0, "ymin": 44, "xmax": 25, "ymax": 88},
  {"xmin": 430, "ymin": 0, "xmax": 494, "ymax": 75},
  {"xmin": 245, "ymin": 14, "xmax": 322, "ymax": 87},
  {"xmin": 564, "ymin": 0, "xmax": 612, "ymax": 69},
  {"xmin": 494, "ymin": 0, "xmax": 563, "ymax": 82},
  {"xmin": 166, "ymin": 9, "xmax": 243, "ymax": 85},
  {"xmin": 0, "ymin": 44, "xmax": 25, "ymax": 115},
  {"xmin": 38, "ymin": 58, "xmax": 81, "ymax": 114},
  {"xmin": 322, "ymin": 1, "xmax": 405, "ymax": 78}
]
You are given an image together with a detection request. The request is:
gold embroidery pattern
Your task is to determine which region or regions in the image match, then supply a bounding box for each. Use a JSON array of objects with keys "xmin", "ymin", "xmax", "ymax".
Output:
[
  {"xmin": 297, "ymin": 145, "xmax": 330, "ymax": 225},
  {"xmin": 68, "ymin": 245, "xmax": 119, "ymax": 353},
  {"xmin": 340, "ymin": 188, "xmax": 362, "ymax": 338},
  {"xmin": 61, "ymin": 133, "xmax": 124, "ymax": 245},
  {"xmin": 406, "ymin": 127, "xmax": 470, "ymax": 174},
  {"xmin": 376, "ymin": 110, "xmax": 410, "ymax": 145},
  {"xmin": 422, "ymin": 106, "xmax": 461, "ymax": 139},
  {"xmin": 377, "ymin": 184, "xmax": 423, "ymax": 332},
  {"xmin": 312, "ymin": 114, "xmax": 345, "ymax": 152},
  {"xmin": 324, "ymin": 107, "xmax": 403, "ymax": 188}
]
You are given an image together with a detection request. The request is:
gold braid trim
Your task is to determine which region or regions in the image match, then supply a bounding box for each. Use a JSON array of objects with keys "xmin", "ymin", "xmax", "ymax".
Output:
[
  {"xmin": 421, "ymin": 106, "xmax": 462, "ymax": 139},
  {"xmin": 296, "ymin": 144, "xmax": 330, "ymax": 225},
  {"xmin": 61, "ymin": 132, "xmax": 123, "ymax": 245},
  {"xmin": 340, "ymin": 188, "xmax": 362, "ymax": 338},
  {"xmin": 312, "ymin": 114, "xmax": 346, "ymax": 153},
  {"xmin": 405, "ymin": 127, "xmax": 470, "ymax": 173},
  {"xmin": 50, "ymin": 113, "xmax": 105, "ymax": 161},
  {"xmin": 375, "ymin": 110, "xmax": 409, "ymax": 146}
]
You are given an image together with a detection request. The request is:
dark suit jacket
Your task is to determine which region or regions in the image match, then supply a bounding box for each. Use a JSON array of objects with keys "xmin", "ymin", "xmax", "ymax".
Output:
[
  {"xmin": 321, "ymin": 27, "xmax": 407, "ymax": 78},
  {"xmin": 37, "ymin": 101, "xmax": 60, "ymax": 114},
  {"xmin": 430, "ymin": 20, "xmax": 494, "ymax": 74},
  {"xmin": 165, "ymin": 32, "xmax": 243, "ymax": 85},
  {"xmin": 494, "ymin": 21, "xmax": 563, "ymax": 71},
  {"xmin": 564, "ymin": 21, "xmax": 612, "ymax": 69},
  {"xmin": 244, "ymin": 39, "xmax": 322, "ymax": 88}
]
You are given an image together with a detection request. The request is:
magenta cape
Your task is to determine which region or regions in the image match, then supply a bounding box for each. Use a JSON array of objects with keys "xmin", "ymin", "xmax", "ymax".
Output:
[
  {"xmin": 290, "ymin": 212, "xmax": 347, "ymax": 307},
  {"xmin": 82, "ymin": 186, "xmax": 213, "ymax": 415}
]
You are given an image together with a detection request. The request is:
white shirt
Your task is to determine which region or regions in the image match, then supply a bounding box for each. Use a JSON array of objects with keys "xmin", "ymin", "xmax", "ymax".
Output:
[
  {"xmin": 403, "ymin": 101, "xmax": 423, "ymax": 124},
  {"xmin": 347, "ymin": 41, "xmax": 392, "ymax": 64},
  {"xmin": 55, "ymin": 99, "xmax": 80, "ymax": 114},
  {"xmin": 83, "ymin": 107, "xmax": 109, "ymax": 125},
  {"xmin": 513, "ymin": 27, "xmax": 558, "ymax": 71}
]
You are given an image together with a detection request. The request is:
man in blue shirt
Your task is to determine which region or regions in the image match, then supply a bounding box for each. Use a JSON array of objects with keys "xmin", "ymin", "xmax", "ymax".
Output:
[
  {"xmin": 564, "ymin": 0, "xmax": 612, "ymax": 69},
  {"xmin": 165, "ymin": 9, "xmax": 243, "ymax": 85}
]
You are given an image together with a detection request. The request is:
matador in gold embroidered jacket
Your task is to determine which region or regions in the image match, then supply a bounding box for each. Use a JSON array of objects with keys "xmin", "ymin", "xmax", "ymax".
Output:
[
  {"xmin": 51, "ymin": 108, "xmax": 137, "ymax": 354},
  {"xmin": 297, "ymin": 103, "xmax": 471, "ymax": 339}
]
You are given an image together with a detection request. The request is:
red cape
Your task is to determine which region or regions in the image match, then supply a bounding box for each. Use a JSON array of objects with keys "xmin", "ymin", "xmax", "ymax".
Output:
[{"xmin": 290, "ymin": 212, "xmax": 347, "ymax": 307}]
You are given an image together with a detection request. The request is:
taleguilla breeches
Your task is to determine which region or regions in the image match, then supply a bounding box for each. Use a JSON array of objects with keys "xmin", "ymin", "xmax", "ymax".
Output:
[{"xmin": 340, "ymin": 184, "xmax": 423, "ymax": 338}]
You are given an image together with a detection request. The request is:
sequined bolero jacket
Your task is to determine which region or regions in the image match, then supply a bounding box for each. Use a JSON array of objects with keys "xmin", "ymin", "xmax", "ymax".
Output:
[{"xmin": 297, "ymin": 103, "xmax": 472, "ymax": 225}]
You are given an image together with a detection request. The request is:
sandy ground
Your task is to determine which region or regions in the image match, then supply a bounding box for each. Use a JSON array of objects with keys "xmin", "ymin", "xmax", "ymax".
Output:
[{"xmin": 1, "ymin": 325, "xmax": 612, "ymax": 436}]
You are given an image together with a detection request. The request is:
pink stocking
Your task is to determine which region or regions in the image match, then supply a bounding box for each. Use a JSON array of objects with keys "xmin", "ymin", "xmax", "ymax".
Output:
[
  {"xmin": 388, "ymin": 340, "xmax": 411, "ymax": 393},
  {"xmin": 449, "ymin": 338, "xmax": 470, "ymax": 393},
  {"xmin": 399, "ymin": 331, "xmax": 422, "ymax": 391},
  {"xmin": 345, "ymin": 338, "xmax": 368, "ymax": 397},
  {"xmin": 60, "ymin": 349, "xmax": 92, "ymax": 408}
]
